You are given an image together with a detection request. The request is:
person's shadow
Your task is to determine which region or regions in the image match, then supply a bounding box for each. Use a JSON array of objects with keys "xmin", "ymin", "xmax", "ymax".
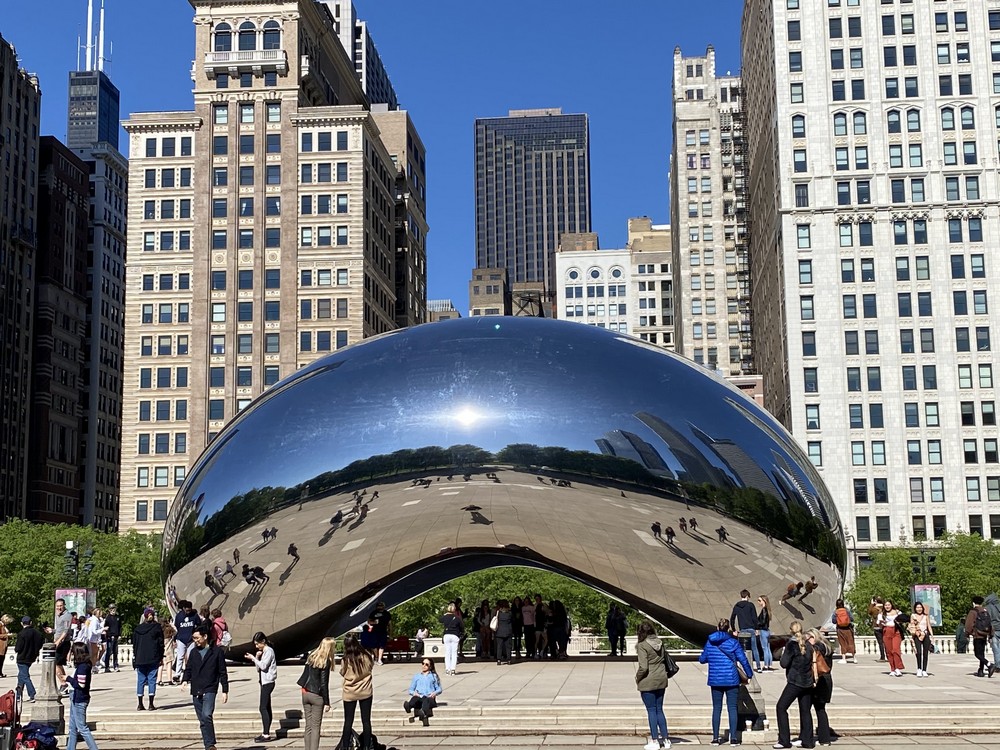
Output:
[
  {"xmin": 348, "ymin": 515, "xmax": 366, "ymax": 532},
  {"xmin": 318, "ymin": 525, "xmax": 338, "ymax": 547},
  {"xmin": 279, "ymin": 558, "xmax": 299, "ymax": 586},
  {"xmin": 661, "ymin": 539, "xmax": 703, "ymax": 566},
  {"xmin": 239, "ymin": 587, "xmax": 263, "ymax": 618},
  {"xmin": 469, "ymin": 510, "xmax": 493, "ymax": 525},
  {"xmin": 781, "ymin": 600, "xmax": 804, "ymax": 619}
]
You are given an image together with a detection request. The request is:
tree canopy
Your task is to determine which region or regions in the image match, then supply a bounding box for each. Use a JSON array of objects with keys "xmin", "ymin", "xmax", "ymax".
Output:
[
  {"xmin": 0, "ymin": 519, "xmax": 162, "ymax": 638},
  {"xmin": 844, "ymin": 532, "xmax": 1000, "ymax": 634}
]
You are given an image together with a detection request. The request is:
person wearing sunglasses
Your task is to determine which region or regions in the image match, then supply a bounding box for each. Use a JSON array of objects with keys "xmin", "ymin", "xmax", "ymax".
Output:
[{"xmin": 403, "ymin": 657, "xmax": 442, "ymax": 726}]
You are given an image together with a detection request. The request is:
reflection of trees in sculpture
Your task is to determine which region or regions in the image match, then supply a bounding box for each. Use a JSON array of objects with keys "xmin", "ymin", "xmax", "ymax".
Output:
[{"xmin": 165, "ymin": 441, "xmax": 842, "ymax": 576}]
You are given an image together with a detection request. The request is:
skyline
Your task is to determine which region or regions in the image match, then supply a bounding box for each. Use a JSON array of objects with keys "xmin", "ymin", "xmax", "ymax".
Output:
[{"xmin": 2, "ymin": 0, "xmax": 742, "ymax": 314}]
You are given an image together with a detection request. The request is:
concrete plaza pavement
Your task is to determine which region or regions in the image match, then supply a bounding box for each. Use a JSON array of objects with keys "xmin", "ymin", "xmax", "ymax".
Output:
[{"xmin": 7, "ymin": 644, "xmax": 1000, "ymax": 748}]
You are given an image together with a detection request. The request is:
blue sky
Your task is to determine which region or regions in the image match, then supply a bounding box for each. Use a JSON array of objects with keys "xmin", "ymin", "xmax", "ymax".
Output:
[{"xmin": 4, "ymin": 0, "xmax": 742, "ymax": 314}]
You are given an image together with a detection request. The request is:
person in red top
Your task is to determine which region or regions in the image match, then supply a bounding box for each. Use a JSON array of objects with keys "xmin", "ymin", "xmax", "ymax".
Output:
[{"xmin": 209, "ymin": 608, "xmax": 227, "ymax": 648}]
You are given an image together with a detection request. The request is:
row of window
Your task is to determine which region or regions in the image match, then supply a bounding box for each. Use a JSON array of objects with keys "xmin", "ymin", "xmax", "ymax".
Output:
[
  {"xmin": 135, "ymin": 499, "xmax": 169, "ymax": 523},
  {"xmin": 212, "ymin": 102, "xmax": 281, "ymax": 126},
  {"xmin": 793, "ymin": 141, "xmax": 983, "ymax": 174},
  {"xmin": 210, "ymin": 269, "xmax": 281, "ymax": 290},
  {"xmin": 564, "ymin": 304, "xmax": 628, "ymax": 318},
  {"xmin": 143, "ymin": 137, "xmax": 192, "ymax": 158},
  {"xmin": 803, "ymin": 363, "xmax": 995, "ymax": 394},
  {"xmin": 803, "ymin": 325, "xmax": 992, "ymax": 358},
  {"xmin": 137, "ymin": 432, "xmax": 187, "ymax": 455},
  {"xmin": 215, "ymin": 71, "xmax": 280, "ymax": 89},
  {"xmin": 806, "ymin": 400, "xmax": 998, "ymax": 431},
  {"xmin": 564, "ymin": 284, "xmax": 629, "ymax": 299},
  {"xmin": 212, "ymin": 20, "xmax": 281, "ymax": 52},
  {"xmin": 849, "ymin": 438, "xmax": 1000, "ymax": 467},
  {"xmin": 136, "ymin": 466, "xmax": 186, "ymax": 489},
  {"xmin": 789, "ymin": 73, "xmax": 992, "ymax": 105},
  {"xmin": 139, "ymin": 335, "xmax": 189, "ymax": 357},
  {"xmin": 795, "ymin": 219, "xmax": 984, "ymax": 249},
  {"xmin": 299, "ymin": 330, "xmax": 350, "ymax": 352},
  {"xmin": 801, "ymin": 289, "xmax": 990, "ymax": 321}
]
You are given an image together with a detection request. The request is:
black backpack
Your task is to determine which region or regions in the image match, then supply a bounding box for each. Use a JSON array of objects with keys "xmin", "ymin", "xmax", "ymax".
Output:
[{"xmin": 974, "ymin": 607, "xmax": 992, "ymax": 635}]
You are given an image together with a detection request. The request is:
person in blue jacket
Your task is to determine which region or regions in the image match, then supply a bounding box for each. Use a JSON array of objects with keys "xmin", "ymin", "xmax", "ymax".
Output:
[
  {"xmin": 402, "ymin": 657, "xmax": 442, "ymax": 726},
  {"xmin": 699, "ymin": 618, "xmax": 753, "ymax": 747}
]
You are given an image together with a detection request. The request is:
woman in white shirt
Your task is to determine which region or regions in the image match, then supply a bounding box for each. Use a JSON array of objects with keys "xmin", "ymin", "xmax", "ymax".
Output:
[
  {"xmin": 244, "ymin": 631, "xmax": 277, "ymax": 743},
  {"xmin": 909, "ymin": 601, "xmax": 934, "ymax": 677},
  {"xmin": 875, "ymin": 599, "xmax": 904, "ymax": 676},
  {"xmin": 87, "ymin": 608, "xmax": 106, "ymax": 671}
]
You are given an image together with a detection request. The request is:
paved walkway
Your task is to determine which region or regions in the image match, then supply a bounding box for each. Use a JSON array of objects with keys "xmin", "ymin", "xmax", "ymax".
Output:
[{"xmin": 9, "ymin": 648, "xmax": 1000, "ymax": 748}]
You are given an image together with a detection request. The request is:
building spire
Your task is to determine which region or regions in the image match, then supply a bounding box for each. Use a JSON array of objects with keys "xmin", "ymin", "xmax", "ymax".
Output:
[
  {"xmin": 98, "ymin": 0, "xmax": 105, "ymax": 72},
  {"xmin": 85, "ymin": 0, "xmax": 93, "ymax": 70}
]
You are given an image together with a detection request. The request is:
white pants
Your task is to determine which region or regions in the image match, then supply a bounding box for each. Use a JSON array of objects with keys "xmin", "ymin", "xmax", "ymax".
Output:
[{"xmin": 443, "ymin": 634, "xmax": 460, "ymax": 672}]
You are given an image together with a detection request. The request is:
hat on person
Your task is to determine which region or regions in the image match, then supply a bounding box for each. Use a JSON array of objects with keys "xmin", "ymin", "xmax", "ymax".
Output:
[
  {"xmin": 20, "ymin": 616, "xmax": 31, "ymax": 625},
  {"xmin": 143, "ymin": 607, "xmax": 155, "ymax": 618},
  {"xmin": 108, "ymin": 604, "xmax": 117, "ymax": 610}
]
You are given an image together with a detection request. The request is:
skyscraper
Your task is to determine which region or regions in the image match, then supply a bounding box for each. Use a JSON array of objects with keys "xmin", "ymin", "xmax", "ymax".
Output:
[
  {"xmin": 742, "ymin": 1, "xmax": 1000, "ymax": 558},
  {"xmin": 119, "ymin": 0, "xmax": 425, "ymax": 532},
  {"xmin": 324, "ymin": 0, "xmax": 399, "ymax": 110},
  {"xmin": 474, "ymin": 108, "xmax": 591, "ymax": 307},
  {"xmin": 67, "ymin": 0, "xmax": 128, "ymax": 531},
  {"xmin": 670, "ymin": 47, "xmax": 752, "ymax": 376},
  {"xmin": 0, "ymin": 34, "xmax": 42, "ymax": 521}
]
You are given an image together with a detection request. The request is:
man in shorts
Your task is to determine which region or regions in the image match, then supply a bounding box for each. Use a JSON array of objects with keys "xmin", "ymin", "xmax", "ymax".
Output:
[{"xmin": 52, "ymin": 598, "xmax": 73, "ymax": 695}]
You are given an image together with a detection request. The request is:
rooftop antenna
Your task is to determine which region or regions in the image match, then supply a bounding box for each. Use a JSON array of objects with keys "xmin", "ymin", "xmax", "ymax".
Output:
[
  {"xmin": 97, "ymin": 0, "xmax": 105, "ymax": 72},
  {"xmin": 85, "ymin": 0, "xmax": 94, "ymax": 70},
  {"xmin": 76, "ymin": 35, "xmax": 82, "ymax": 71}
]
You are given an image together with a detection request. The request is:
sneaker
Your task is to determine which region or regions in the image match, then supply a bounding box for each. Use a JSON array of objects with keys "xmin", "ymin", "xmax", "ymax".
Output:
[
  {"xmin": 253, "ymin": 735, "xmax": 272, "ymax": 743},
  {"xmin": 644, "ymin": 741, "xmax": 660, "ymax": 750},
  {"xmin": 27, "ymin": 698, "xmax": 35, "ymax": 704},
  {"xmin": 792, "ymin": 742, "xmax": 803, "ymax": 748},
  {"xmin": 710, "ymin": 739, "xmax": 723, "ymax": 747},
  {"xmin": 375, "ymin": 659, "xmax": 383, "ymax": 666},
  {"xmin": 403, "ymin": 700, "xmax": 411, "ymax": 714},
  {"xmin": 989, "ymin": 664, "xmax": 997, "ymax": 678},
  {"xmin": 661, "ymin": 741, "xmax": 672, "ymax": 749},
  {"xmin": 773, "ymin": 744, "xmax": 790, "ymax": 749}
]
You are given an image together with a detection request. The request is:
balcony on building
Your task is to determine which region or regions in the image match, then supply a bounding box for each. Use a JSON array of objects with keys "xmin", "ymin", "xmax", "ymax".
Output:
[{"xmin": 205, "ymin": 20, "xmax": 287, "ymax": 79}]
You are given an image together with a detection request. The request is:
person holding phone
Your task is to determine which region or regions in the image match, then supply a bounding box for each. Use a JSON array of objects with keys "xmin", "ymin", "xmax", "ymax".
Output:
[{"xmin": 244, "ymin": 632, "xmax": 277, "ymax": 742}]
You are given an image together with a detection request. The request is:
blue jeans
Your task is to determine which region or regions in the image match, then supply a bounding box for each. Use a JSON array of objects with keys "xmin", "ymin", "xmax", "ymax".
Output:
[
  {"xmin": 67, "ymin": 700, "xmax": 99, "ymax": 750},
  {"xmin": 136, "ymin": 664, "xmax": 158, "ymax": 696},
  {"xmin": 16, "ymin": 663, "xmax": 35, "ymax": 700},
  {"xmin": 711, "ymin": 685, "xmax": 739, "ymax": 742},
  {"xmin": 640, "ymin": 688, "xmax": 668, "ymax": 740},
  {"xmin": 743, "ymin": 630, "xmax": 762, "ymax": 669},
  {"xmin": 990, "ymin": 632, "xmax": 1000, "ymax": 667},
  {"xmin": 192, "ymin": 692, "xmax": 218, "ymax": 749},
  {"xmin": 758, "ymin": 629, "xmax": 773, "ymax": 668}
]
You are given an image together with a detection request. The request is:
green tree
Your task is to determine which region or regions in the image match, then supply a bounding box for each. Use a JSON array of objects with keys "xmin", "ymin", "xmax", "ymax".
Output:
[
  {"xmin": 844, "ymin": 532, "xmax": 1000, "ymax": 634},
  {"xmin": 0, "ymin": 519, "xmax": 163, "ymax": 638}
]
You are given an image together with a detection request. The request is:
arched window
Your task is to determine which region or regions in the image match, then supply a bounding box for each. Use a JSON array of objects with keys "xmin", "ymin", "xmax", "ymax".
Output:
[
  {"xmin": 833, "ymin": 112, "xmax": 848, "ymax": 136},
  {"xmin": 567, "ymin": 269, "xmax": 580, "ymax": 281},
  {"xmin": 239, "ymin": 21, "xmax": 257, "ymax": 51},
  {"xmin": 588, "ymin": 268, "xmax": 602, "ymax": 280},
  {"xmin": 853, "ymin": 112, "xmax": 867, "ymax": 135},
  {"xmin": 961, "ymin": 106, "xmax": 975, "ymax": 130},
  {"xmin": 906, "ymin": 109, "xmax": 921, "ymax": 132},
  {"xmin": 792, "ymin": 114, "xmax": 806, "ymax": 138},
  {"xmin": 941, "ymin": 107, "xmax": 955, "ymax": 131},
  {"xmin": 214, "ymin": 22, "xmax": 232, "ymax": 52},
  {"xmin": 263, "ymin": 20, "xmax": 281, "ymax": 50},
  {"xmin": 886, "ymin": 109, "xmax": 901, "ymax": 134},
  {"xmin": 610, "ymin": 267, "xmax": 623, "ymax": 279}
]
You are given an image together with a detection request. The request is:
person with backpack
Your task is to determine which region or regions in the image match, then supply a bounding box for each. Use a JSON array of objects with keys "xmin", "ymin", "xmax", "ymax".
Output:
[
  {"xmin": 209, "ymin": 609, "xmax": 231, "ymax": 649},
  {"xmin": 831, "ymin": 598, "xmax": 856, "ymax": 663},
  {"xmin": 965, "ymin": 595, "xmax": 994, "ymax": 677},
  {"xmin": 984, "ymin": 592, "xmax": 1000, "ymax": 673},
  {"xmin": 635, "ymin": 620, "xmax": 671, "ymax": 750}
]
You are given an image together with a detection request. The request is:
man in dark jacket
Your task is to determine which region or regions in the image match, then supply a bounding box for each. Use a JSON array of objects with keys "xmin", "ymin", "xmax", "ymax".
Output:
[
  {"xmin": 731, "ymin": 589, "xmax": 761, "ymax": 670},
  {"xmin": 14, "ymin": 616, "xmax": 43, "ymax": 702},
  {"xmin": 132, "ymin": 607, "xmax": 165, "ymax": 710},
  {"xmin": 103, "ymin": 604, "xmax": 122, "ymax": 673},
  {"xmin": 965, "ymin": 595, "xmax": 994, "ymax": 677},
  {"xmin": 182, "ymin": 625, "xmax": 229, "ymax": 750}
]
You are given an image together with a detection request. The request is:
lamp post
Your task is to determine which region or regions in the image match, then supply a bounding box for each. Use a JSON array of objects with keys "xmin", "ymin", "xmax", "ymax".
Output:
[{"xmin": 844, "ymin": 533, "xmax": 859, "ymax": 584}]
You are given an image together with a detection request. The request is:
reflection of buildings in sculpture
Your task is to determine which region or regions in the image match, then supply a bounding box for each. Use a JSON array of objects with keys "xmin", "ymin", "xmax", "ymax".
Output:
[
  {"xmin": 688, "ymin": 425, "xmax": 778, "ymax": 497},
  {"xmin": 595, "ymin": 430, "xmax": 674, "ymax": 479},
  {"xmin": 634, "ymin": 411, "xmax": 730, "ymax": 488},
  {"xmin": 771, "ymin": 451, "xmax": 830, "ymax": 527}
]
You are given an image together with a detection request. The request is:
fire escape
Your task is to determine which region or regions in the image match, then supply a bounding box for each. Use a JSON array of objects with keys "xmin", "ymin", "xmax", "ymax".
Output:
[{"xmin": 732, "ymin": 95, "xmax": 754, "ymax": 375}]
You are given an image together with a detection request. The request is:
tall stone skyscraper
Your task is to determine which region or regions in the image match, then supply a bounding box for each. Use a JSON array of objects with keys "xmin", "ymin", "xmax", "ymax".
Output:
[
  {"xmin": 0, "ymin": 34, "xmax": 42, "ymax": 521},
  {"xmin": 473, "ymin": 108, "xmax": 591, "ymax": 312},
  {"xmin": 67, "ymin": 0, "xmax": 128, "ymax": 530},
  {"xmin": 742, "ymin": 0, "xmax": 1000, "ymax": 560},
  {"xmin": 120, "ymin": 0, "xmax": 426, "ymax": 531},
  {"xmin": 670, "ymin": 47, "xmax": 752, "ymax": 376}
]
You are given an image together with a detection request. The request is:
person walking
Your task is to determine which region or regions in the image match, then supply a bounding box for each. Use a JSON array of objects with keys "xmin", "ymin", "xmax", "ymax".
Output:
[
  {"xmin": 403, "ymin": 657, "xmax": 442, "ymax": 726},
  {"xmin": 910, "ymin": 601, "xmax": 934, "ymax": 677},
  {"xmin": 757, "ymin": 595, "xmax": 774, "ymax": 671},
  {"xmin": 984, "ymin": 592, "xmax": 1000, "ymax": 673},
  {"xmin": 0, "ymin": 614, "xmax": 11, "ymax": 678},
  {"xmin": 132, "ymin": 607, "xmax": 164, "ymax": 710},
  {"xmin": 160, "ymin": 620, "xmax": 176, "ymax": 686},
  {"xmin": 698, "ymin": 618, "xmax": 752, "ymax": 747},
  {"xmin": 209, "ymin": 609, "xmax": 228, "ymax": 649},
  {"xmin": 876, "ymin": 599, "xmax": 905, "ymax": 676},
  {"xmin": 181, "ymin": 625, "xmax": 229, "ymax": 750},
  {"xmin": 173, "ymin": 601, "xmax": 201, "ymax": 677},
  {"xmin": 244, "ymin": 632, "xmax": 277, "ymax": 743},
  {"xmin": 368, "ymin": 601, "xmax": 391, "ymax": 665},
  {"xmin": 63, "ymin": 642, "xmax": 100, "ymax": 750},
  {"xmin": 831, "ymin": 599, "xmax": 856, "ymax": 664},
  {"xmin": 297, "ymin": 637, "xmax": 335, "ymax": 750},
  {"xmin": 965, "ymin": 595, "xmax": 994, "ymax": 677},
  {"xmin": 338, "ymin": 633, "xmax": 375, "ymax": 750},
  {"xmin": 14, "ymin": 616, "xmax": 43, "ymax": 704},
  {"xmin": 806, "ymin": 628, "xmax": 834, "ymax": 747},
  {"xmin": 867, "ymin": 597, "xmax": 886, "ymax": 661},
  {"xmin": 493, "ymin": 600, "xmax": 513, "ymax": 665},
  {"xmin": 635, "ymin": 620, "xmax": 671, "ymax": 750},
  {"xmin": 440, "ymin": 603, "xmax": 463, "ymax": 675},
  {"xmin": 773, "ymin": 621, "xmax": 815, "ymax": 749},
  {"xmin": 102, "ymin": 605, "xmax": 121, "ymax": 673}
]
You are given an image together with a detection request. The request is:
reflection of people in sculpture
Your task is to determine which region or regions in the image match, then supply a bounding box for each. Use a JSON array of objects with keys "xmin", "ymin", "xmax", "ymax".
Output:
[
  {"xmin": 689, "ymin": 517, "xmax": 698, "ymax": 532},
  {"xmin": 288, "ymin": 543, "xmax": 300, "ymax": 562},
  {"xmin": 330, "ymin": 510, "xmax": 343, "ymax": 527},
  {"xmin": 650, "ymin": 522, "xmax": 662, "ymax": 540},
  {"xmin": 233, "ymin": 548, "xmax": 241, "ymax": 565},
  {"xmin": 679, "ymin": 518, "xmax": 688, "ymax": 533},
  {"xmin": 716, "ymin": 525, "xmax": 728, "ymax": 542},
  {"xmin": 798, "ymin": 576, "xmax": 818, "ymax": 602},
  {"xmin": 223, "ymin": 561, "xmax": 235, "ymax": 581},
  {"xmin": 252, "ymin": 565, "xmax": 270, "ymax": 585},
  {"xmin": 665, "ymin": 526, "xmax": 675, "ymax": 545},
  {"xmin": 781, "ymin": 582, "xmax": 804, "ymax": 603}
]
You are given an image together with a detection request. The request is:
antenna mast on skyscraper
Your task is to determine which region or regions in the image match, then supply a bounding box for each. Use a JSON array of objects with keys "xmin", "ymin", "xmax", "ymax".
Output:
[
  {"xmin": 84, "ymin": 0, "xmax": 94, "ymax": 70},
  {"xmin": 97, "ymin": 0, "xmax": 105, "ymax": 72}
]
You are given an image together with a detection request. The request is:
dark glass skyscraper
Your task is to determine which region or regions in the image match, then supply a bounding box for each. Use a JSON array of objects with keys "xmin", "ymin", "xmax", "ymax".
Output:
[
  {"xmin": 474, "ymin": 109, "xmax": 591, "ymax": 297},
  {"xmin": 67, "ymin": 70, "xmax": 121, "ymax": 150}
]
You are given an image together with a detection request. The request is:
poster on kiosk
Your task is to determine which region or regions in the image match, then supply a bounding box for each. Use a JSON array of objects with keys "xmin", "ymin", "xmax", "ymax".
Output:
[
  {"xmin": 910, "ymin": 584, "xmax": 943, "ymax": 628},
  {"xmin": 56, "ymin": 589, "xmax": 98, "ymax": 624}
]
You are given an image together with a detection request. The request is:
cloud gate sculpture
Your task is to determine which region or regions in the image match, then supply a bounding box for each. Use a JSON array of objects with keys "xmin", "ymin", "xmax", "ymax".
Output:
[{"xmin": 162, "ymin": 317, "xmax": 845, "ymax": 658}]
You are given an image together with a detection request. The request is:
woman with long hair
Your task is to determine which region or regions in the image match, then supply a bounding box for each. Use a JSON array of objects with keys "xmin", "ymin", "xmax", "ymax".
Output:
[
  {"xmin": 773, "ymin": 621, "xmax": 815, "ymax": 749},
  {"xmin": 296, "ymin": 637, "xmax": 335, "ymax": 750},
  {"xmin": 910, "ymin": 601, "xmax": 934, "ymax": 677},
  {"xmin": 439, "ymin": 603, "xmax": 463, "ymax": 675},
  {"xmin": 756, "ymin": 595, "xmax": 774, "ymax": 672},
  {"xmin": 244, "ymin": 631, "xmax": 277, "ymax": 743},
  {"xmin": 339, "ymin": 633, "xmax": 375, "ymax": 750},
  {"xmin": 64, "ymin": 641, "xmax": 100, "ymax": 750},
  {"xmin": 159, "ymin": 620, "xmax": 176, "ymax": 685},
  {"xmin": 494, "ymin": 600, "xmax": 513, "ymax": 665},
  {"xmin": 403, "ymin": 656, "xmax": 442, "ymax": 726},
  {"xmin": 806, "ymin": 628, "xmax": 834, "ymax": 747},
  {"xmin": 698, "ymin": 618, "xmax": 752, "ymax": 746},
  {"xmin": 875, "ymin": 599, "xmax": 904, "ymax": 676},
  {"xmin": 635, "ymin": 620, "xmax": 670, "ymax": 750},
  {"xmin": 476, "ymin": 600, "xmax": 493, "ymax": 660}
]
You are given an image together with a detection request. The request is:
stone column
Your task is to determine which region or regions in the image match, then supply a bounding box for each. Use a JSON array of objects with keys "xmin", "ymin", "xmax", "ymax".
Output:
[{"xmin": 31, "ymin": 643, "xmax": 64, "ymax": 732}]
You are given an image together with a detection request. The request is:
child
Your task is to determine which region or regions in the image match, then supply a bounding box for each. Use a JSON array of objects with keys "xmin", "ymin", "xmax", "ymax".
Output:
[{"xmin": 64, "ymin": 642, "xmax": 99, "ymax": 749}]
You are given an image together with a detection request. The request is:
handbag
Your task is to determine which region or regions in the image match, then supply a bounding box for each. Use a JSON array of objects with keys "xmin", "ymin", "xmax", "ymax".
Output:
[
  {"xmin": 489, "ymin": 613, "xmax": 499, "ymax": 631},
  {"xmin": 663, "ymin": 649, "xmax": 680, "ymax": 678},
  {"xmin": 728, "ymin": 649, "xmax": 750, "ymax": 684}
]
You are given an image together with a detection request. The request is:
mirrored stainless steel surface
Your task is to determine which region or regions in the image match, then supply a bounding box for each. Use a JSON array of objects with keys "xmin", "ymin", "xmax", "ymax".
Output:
[{"xmin": 162, "ymin": 318, "xmax": 845, "ymax": 658}]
